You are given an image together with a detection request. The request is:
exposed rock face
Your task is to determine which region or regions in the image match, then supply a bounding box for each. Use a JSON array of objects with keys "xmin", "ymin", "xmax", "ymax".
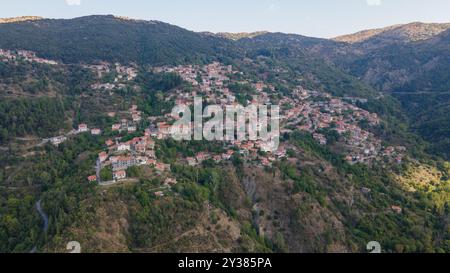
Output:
[
  {"xmin": 216, "ymin": 32, "xmax": 269, "ymax": 41},
  {"xmin": 0, "ymin": 16, "xmax": 43, "ymax": 24}
]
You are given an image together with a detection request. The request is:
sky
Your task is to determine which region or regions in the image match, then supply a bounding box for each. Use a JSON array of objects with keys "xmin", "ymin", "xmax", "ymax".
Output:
[{"xmin": 1, "ymin": 0, "xmax": 450, "ymax": 38}]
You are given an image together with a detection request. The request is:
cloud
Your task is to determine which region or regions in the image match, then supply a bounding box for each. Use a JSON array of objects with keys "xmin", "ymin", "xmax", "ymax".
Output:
[
  {"xmin": 268, "ymin": 1, "xmax": 280, "ymax": 12},
  {"xmin": 366, "ymin": 0, "xmax": 382, "ymax": 6},
  {"xmin": 66, "ymin": 0, "xmax": 82, "ymax": 6}
]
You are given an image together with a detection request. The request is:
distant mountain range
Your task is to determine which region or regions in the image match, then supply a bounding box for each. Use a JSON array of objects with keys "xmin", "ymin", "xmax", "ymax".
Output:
[
  {"xmin": 1, "ymin": 15, "xmax": 448, "ymax": 95},
  {"xmin": 334, "ymin": 26, "xmax": 450, "ymax": 92}
]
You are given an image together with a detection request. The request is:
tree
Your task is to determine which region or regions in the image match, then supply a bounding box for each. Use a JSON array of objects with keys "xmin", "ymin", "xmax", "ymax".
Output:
[{"xmin": 100, "ymin": 167, "xmax": 113, "ymax": 181}]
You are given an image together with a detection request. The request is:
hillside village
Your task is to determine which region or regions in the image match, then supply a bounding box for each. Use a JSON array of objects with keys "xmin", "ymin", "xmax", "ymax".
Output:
[
  {"xmin": 87, "ymin": 62, "xmax": 138, "ymax": 91},
  {"xmin": 27, "ymin": 57, "xmax": 407, "ymax": 190},
  {"xmin": 154, "ymin": 62, "xmax": 405, "ymax": 165},
  {"xmin": 1, "ymin": 48, "xmax": 405, "ymax": 188},
  {"xmin": 0, "ymin": 49, "xmax": 58, "ymax": 65}
]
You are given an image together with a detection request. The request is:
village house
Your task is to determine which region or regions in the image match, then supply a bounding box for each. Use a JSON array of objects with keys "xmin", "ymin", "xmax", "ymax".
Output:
[
  {"xmin": 113, "ymin": 170, "xmax": 127, "ymax": 181},
  {"xmin": 147, "ymin": 126, "xmax": 159, "ymax": 138},
  {"xmin": 112, "ymin": 124, "xmax": 121, "ymax": 131},
  {"xmin": 91, "ymin": 83, "xmax": 115, "ymax": 90},
  {"xmin": 164, "ymin": 178, "xmax": 178, "ymax": 186},
  {"xmin": 87, "ymin": 175, "xmax": 97, "ymax": 182},
  {"xmin": 239, "ymin": 149, "xmax": 250, "ymax": 157},
  {"xmin": 154, "ymin": 191, "xmax": 164, "ymax": 197},
  {"xmin": 134, "ymin": 143, "xmax": 146, "ymax": 153},
  {"xmin": 136, "ymin": 156, "xmax": 149, "ymax": 165},
  {"xmin": 109, "ymin": 156, "xmax": 119, "ymax": 164},
  {"xmin": 50, "ymin": 136, "xmax": 67, "ymax": 146},
  {"xmin": 78, "ymin": 124, "xmax": 89, "ymax": 133},
  {"xmin": 313, "ymin": 133, "xmax": 327, "ymax": 145},
  {"xmin": 222, "ymin": 150, "xmax": 234, "ymax": 160},
  {"xmin": 132, "ymin": 114, "xmax": 141, "ymax": 122},
  {"xmin": 127, "ymin": 125, "xmax": 137, "ymax": 133},
  {"xmin": 99, "ymin": 152, "xmax": 108, "ymax": 162},
  {"xmin": 112, "ymin": 156, "xmax": 136, "ymax": 170},
  {"xmin": 384, "ymin": 146, "xmax": 395, "ymax": 156},
  {"xmin": 241, "ymin": 142, "xmax": 255, "ymax": 150},
  {"xmin": 186, "ymin": 157, "xmax": 197, "ymax": 166},
  {"xmin": 391, "ymin": 205, "xmax": 403, "ymax": 214},
  {"xmin": 105, "ymin": 139, "xmax": 114, "ymax": 146},
  {"xmin": 91, "ymin": 128, "xmax": 102, "ymax": 135},
  {"xmin": 155, "ymin": 163, "xmax": 170, "ymax": 172},
  {"xmin": 255, "ymin": 82, "xmax": 266, "ymax": 92},
  {"xmin": 274, "ymin": 147, "xmax": 287, "ymax": 158},
  {"xmin": 146, "ymin": 150, "xmax": 156, "ymax": 159},
  {"xmin": 195, "ymin": 152, "xmax": 210, "ymax": 163},
  {"xmin": 260, "ymin": 157, "xmax": 271, "ymax": 167},
  {"xmin": 147, "ymin": 159, "xmax": 157, "ymax": 166}
]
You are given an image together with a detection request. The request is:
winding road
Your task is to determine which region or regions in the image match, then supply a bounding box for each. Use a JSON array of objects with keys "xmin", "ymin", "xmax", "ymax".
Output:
[
  {"xmin": 36, "ymin": 199, "xmax": 49, "ymax": 233},
  {"xmin": 29, "ymin": 199, "xmax": 49, "ymax": 253}
]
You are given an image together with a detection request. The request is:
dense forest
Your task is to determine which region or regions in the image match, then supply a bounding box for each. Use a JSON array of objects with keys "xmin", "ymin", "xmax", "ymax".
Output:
[
  {"xmin": 0, "ymin": 15, "xmax": 238, "ymax": 65},
  {"xmin": 394, "ymin": 93, "xmax": 450, "ymax": 160},
  {"xmin": 0, "ymin": 98, "xmax": 67, "ymax": 143}
]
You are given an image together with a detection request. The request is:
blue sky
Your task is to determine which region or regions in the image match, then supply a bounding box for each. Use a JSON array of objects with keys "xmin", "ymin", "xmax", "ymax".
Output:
[{"xmin": 2, "ymin": 0, "xmax": 450, "ymax": 38}]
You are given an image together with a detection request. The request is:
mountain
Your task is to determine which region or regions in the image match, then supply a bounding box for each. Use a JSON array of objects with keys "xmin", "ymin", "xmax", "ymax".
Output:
[
  {"xmin": 330, "ymin": 22, "xmax": 450, "ymax": 92},
  {"xmin": 0, "ymin": 15, "xmax": 238, "ymax": 65},
  {"xmin": 334, "ymin": 30, "xmax": 450, "ymax": 92},
  {"xmin": 334, "ymin": 22, "xmax": 450, "ymax": 44},
  {"xmin": 1, "ymin": 15, "xmax": 448, "ymax": 100},
  {"xmin": 216, "ymin": 31, "xmax": 268, "ymax": 41},
  {"xmin": 0, "ymin": 15, "xmax": 448, "ymax": 156},
  {"xmin": 331, "ymin": 25, "xmax": 450, "ymax": 159},
  {"xmin": 235, "ymin": 32, "xmax": 380, "ymax": 98},
  {"xmin": 0, "ymin": 16, "xmax": 378, "ymax": 100}
]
